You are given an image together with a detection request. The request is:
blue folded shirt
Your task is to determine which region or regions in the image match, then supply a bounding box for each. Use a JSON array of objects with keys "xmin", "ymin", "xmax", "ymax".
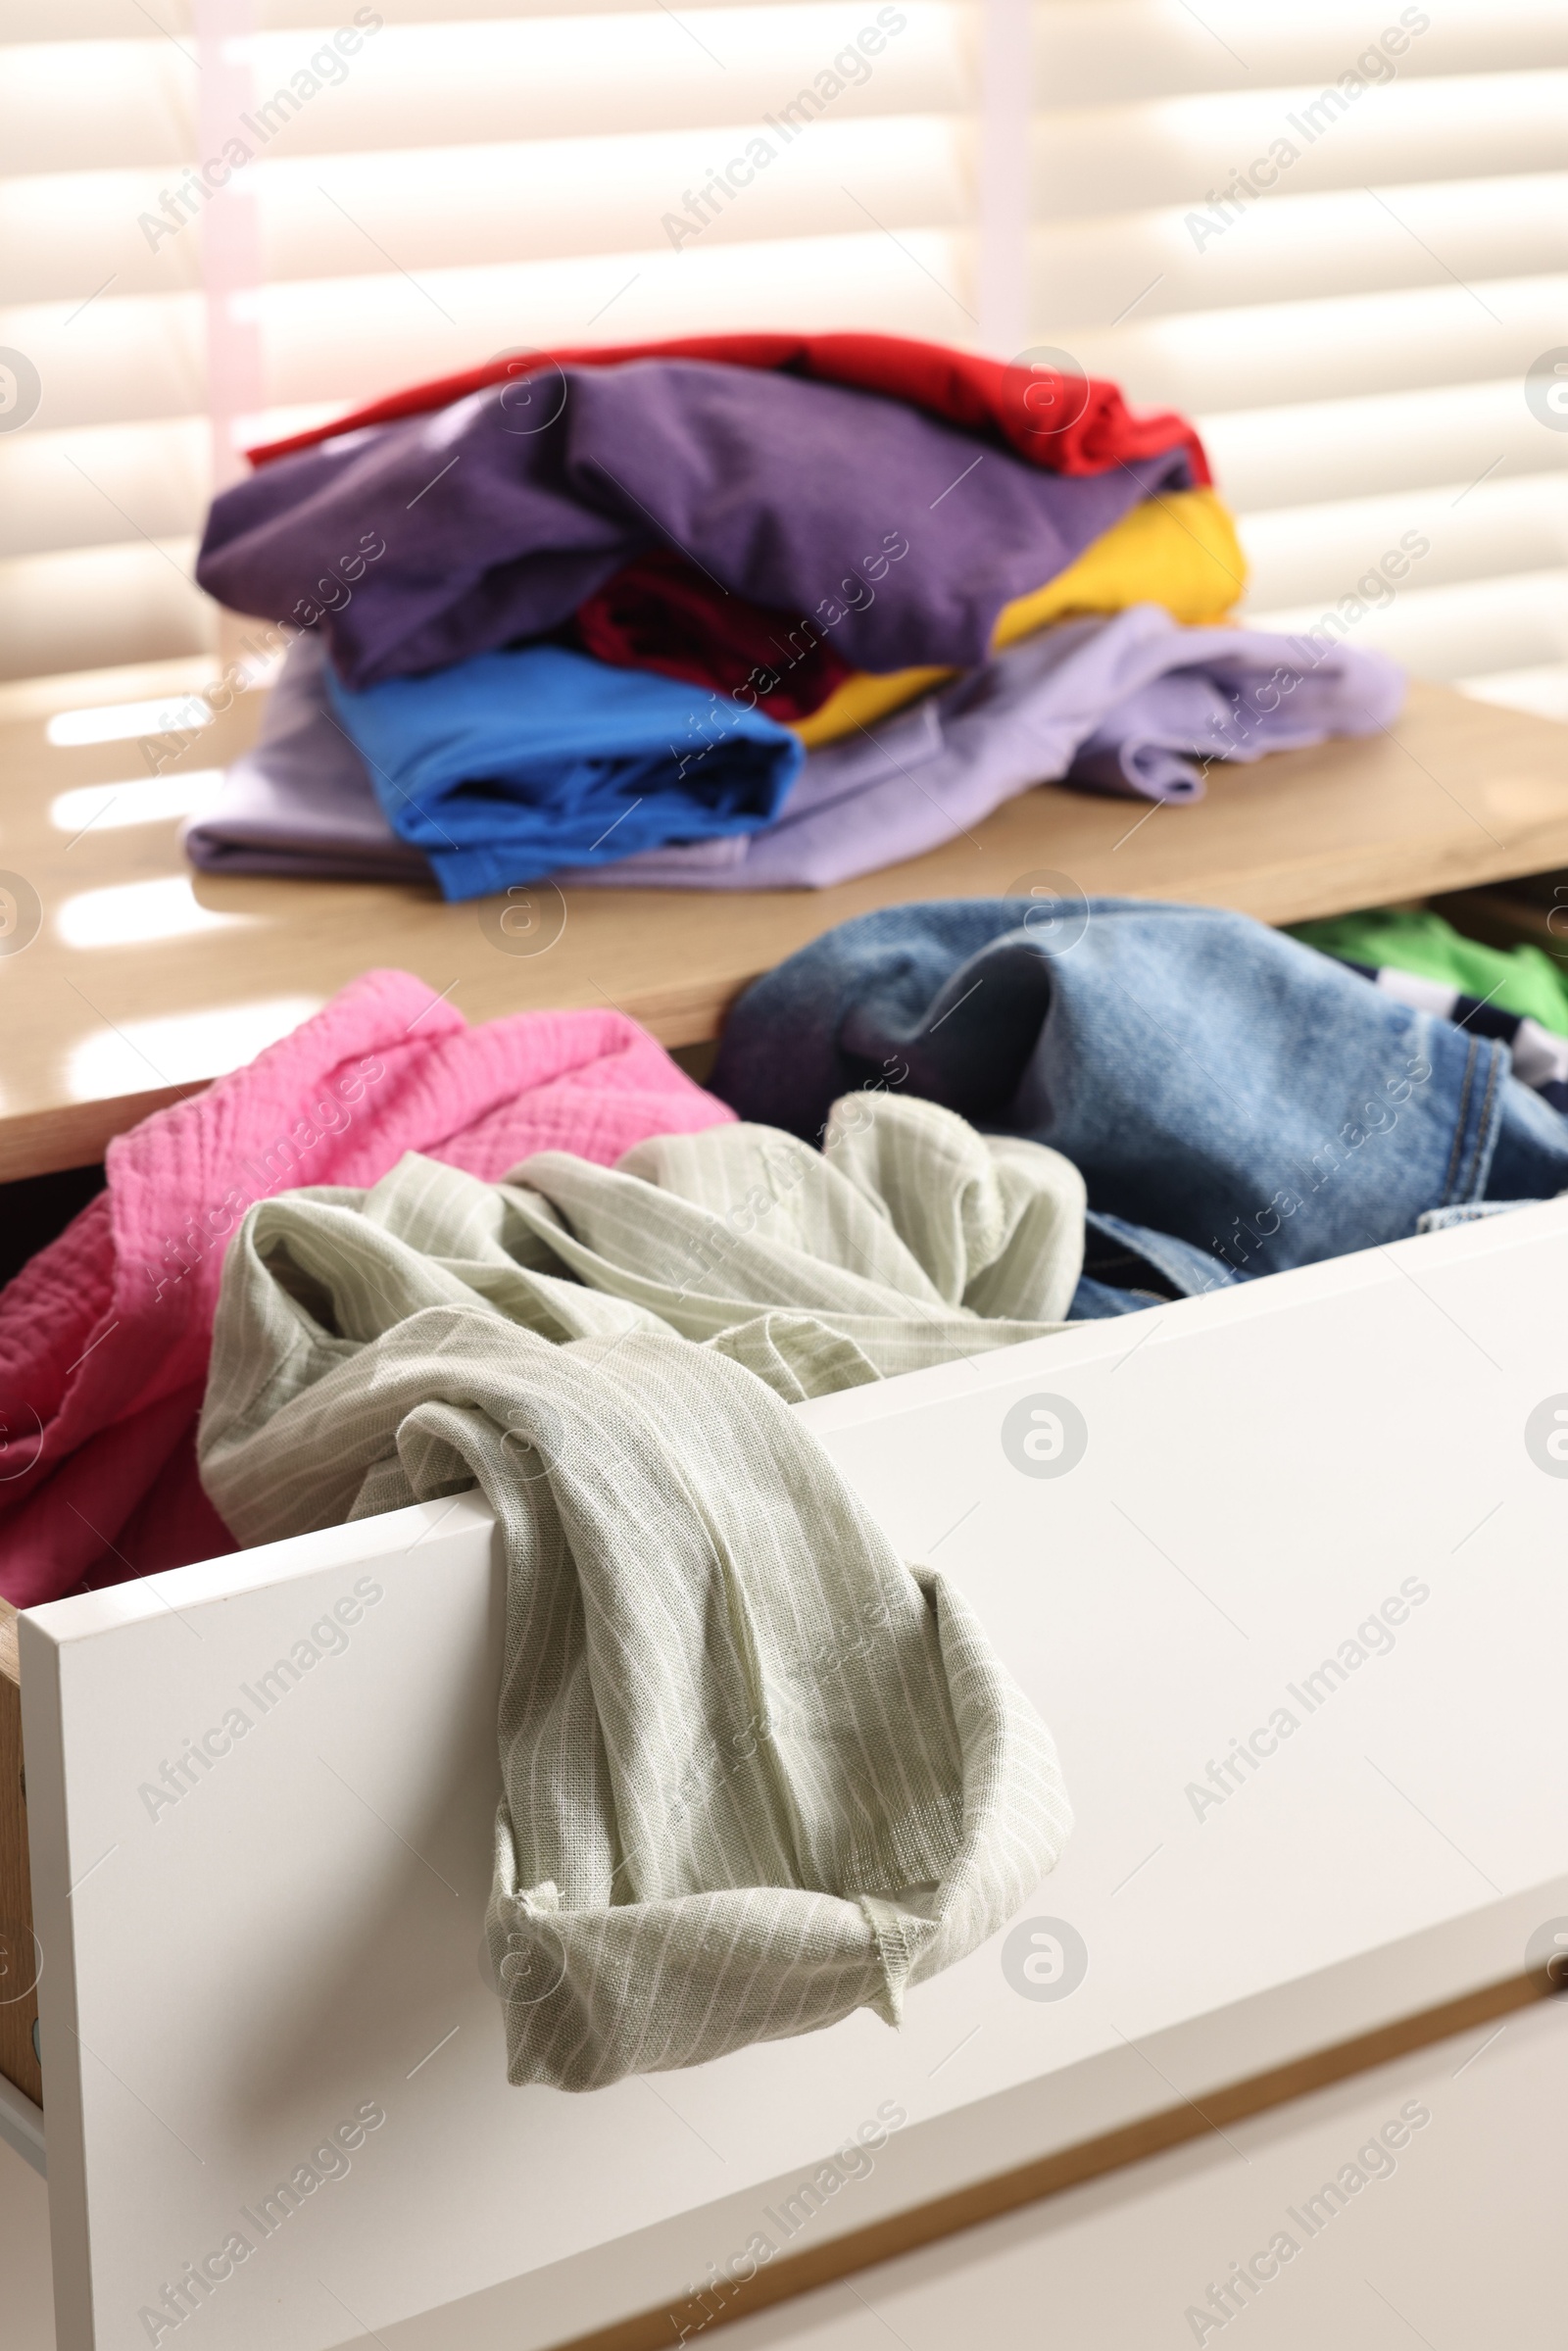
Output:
[{"xmin": 323, "ymin": 642, "xmax": 805, "ymax": 900}]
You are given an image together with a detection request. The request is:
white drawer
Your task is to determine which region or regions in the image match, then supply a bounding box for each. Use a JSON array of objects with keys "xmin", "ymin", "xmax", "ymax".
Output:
[{"xmin": 13, "ymin": 1200, "xmax": 1568, "ymax": 2350}]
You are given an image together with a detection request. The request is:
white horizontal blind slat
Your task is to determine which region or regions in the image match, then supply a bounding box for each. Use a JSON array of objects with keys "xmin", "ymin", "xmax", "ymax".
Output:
[
  {"xmin": 242, "ymin": 8, "xmax": 962, "ymax": 150},
  {"xmin": 1031, "ymin": 1, "xmax": 1568, "ymax": 108},
  {"xmin": 4, "ymin": 121, "xmax": 968, "ymax": 312},
  {"xmin": 0, "ymin": 541, "xmax": 214, "ymax": 687},
  {"xmin": 1032, "ymin": 177, "xmax": 1568, "ymax": 332},
  {"xmin": 1247, "ymin": 569, "xmax": 1568, "ymax": 684},
  {"xmin": 1034, "ymin": 72, "xmax": 1568, "ymax": 220},
  {"xmin": 1238, "ymin": 474, "xmax": 1568, "ymax": 614},
  {"xmin": 247, "ymin": 229, "xmax": 978, "ymax": 405},
  {"xmin": 1045, "ymin": 275, "xmax": 1568, "ymax": 419},
  {"xmin": 251, "ymin": 118, "xmax": 966, "ymax": 279},
  {"xmin": 0, "ymin": 420, "xmax": 208, "ymax": 562},
  {"xmin": 1200, "ymin": 378, "xmax": 1568, "ymax": 513}
]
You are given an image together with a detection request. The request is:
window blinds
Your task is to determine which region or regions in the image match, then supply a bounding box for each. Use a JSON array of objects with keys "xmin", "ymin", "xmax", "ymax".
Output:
[
  {"xmin": 0, "ymin": 0, "xmax": 972, "ymax": 685},
  {"xmin": 1032, "ymin": 1, "xmax": 1568, "ymax": 717},
  {"xmin": 1, "ymin": 0, "xmax": 1564, "ymax": 712}
]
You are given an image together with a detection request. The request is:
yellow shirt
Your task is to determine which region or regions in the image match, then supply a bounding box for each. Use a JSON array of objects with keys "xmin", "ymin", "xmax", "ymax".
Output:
[{"xmin": 792, "ymin": 486, "xmax": 1247, "ymax": 750}]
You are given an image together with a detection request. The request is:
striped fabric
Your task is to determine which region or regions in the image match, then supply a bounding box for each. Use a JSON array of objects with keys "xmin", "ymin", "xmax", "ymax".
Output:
[
  {"xmin": 198, "ymin": 1093, "xmax": 1079, "ymax": 2089},
  {"xmin": 1359, "ymin": 962, "xmax": 1568, "ymax": 1114}
]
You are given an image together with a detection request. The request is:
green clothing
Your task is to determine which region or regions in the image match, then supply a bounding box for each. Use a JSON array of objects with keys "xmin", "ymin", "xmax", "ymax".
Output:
[
  {"xmin": 1291, "ymin": 907, "xmax": 1568, "ymax": 1035},
  {"xmin": 199, "ymin": 1095, "xmax": 1079, "ymax": 2090}
]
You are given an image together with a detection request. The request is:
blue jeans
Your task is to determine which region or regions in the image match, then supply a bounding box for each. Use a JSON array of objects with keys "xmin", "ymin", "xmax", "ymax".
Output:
[{"xmin": 712, "ymin": 899, "xmax": 1568, "ymax": 1297}]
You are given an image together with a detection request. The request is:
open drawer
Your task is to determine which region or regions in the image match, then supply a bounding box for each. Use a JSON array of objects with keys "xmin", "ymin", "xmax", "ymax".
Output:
[{"xmin": 5, "ymin": 1200, "xmax": 1568, "ymax": 2350}]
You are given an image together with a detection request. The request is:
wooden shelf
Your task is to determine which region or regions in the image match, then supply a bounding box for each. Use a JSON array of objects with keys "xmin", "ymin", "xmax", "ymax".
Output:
[{"xmin": 3, "ymin": 677, "xmax": 1568, "ymax": 1181}]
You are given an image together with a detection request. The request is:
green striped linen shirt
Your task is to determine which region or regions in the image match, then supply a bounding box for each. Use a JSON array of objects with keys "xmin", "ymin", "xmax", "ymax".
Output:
[{"xmin": 199, "ymin": 1093, "xmax": 1080, "ymax": 2089}]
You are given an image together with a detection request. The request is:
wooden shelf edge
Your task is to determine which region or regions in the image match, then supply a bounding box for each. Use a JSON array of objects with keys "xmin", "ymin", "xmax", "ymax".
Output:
[{"xmin": 0, "ymin": 1082, "xmax": 210, "ymax": 1185}]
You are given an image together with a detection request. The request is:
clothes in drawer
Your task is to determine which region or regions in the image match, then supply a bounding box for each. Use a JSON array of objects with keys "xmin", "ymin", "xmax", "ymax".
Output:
[{"xmin": 13, "ymin": 1203, "xmax": 1568, "ymax": 2350}]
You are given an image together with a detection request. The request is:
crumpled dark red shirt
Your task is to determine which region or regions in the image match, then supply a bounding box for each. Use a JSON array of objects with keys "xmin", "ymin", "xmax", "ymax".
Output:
[{"xmin": 574, "ymin": 550, "xmax": 854, "ymax": 720}]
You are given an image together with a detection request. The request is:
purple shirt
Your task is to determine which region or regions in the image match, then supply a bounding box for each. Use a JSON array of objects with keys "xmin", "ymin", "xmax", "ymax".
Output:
[{"xmin": 196, "ymin": 360, "xmax": 1193, "ymax": 688}]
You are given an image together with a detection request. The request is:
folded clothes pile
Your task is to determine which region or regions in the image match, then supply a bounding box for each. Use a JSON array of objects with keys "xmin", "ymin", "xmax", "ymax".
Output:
[{"xmin": 190, "ymin": 331, "xmax": 1403, "ymax": 898}]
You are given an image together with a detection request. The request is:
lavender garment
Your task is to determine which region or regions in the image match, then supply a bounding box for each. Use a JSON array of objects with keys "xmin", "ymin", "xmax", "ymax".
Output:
[
  {"xmin": 564, "ymin": 608, "xmax": 1407, "ymax": 889},
  {"xmin": 186, "ymin": 611, "xmax": 1405, "ymax": 894},
  {"xmin": 182, "ymin": 633, "xmax": 432, "ymax": 883},
  {"xmin": 195, "ymin": 360, "xmax": 1192, "ymax": 689}
]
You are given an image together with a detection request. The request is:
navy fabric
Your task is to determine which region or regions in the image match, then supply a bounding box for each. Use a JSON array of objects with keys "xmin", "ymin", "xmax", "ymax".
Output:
[
  {"xmin": 710, "ymin": 899, "xmax": 1568, "ymax": 1284},
  {"xmin": 1082, "ymin": 1208, "xmax": 1241, "ymax": 1299},
  {"xmin": 196, "ymin": 361, "xmax": 1193, "ymax": 691},
  {"xmin": 1068, "ymin": 1209, "xmax": 1241, "ymax": 1318},
  {"xmin": 324, "ymin": 642, "xmax": 804, "ymax": 899},
  {"xmin": 1339, "ymin": 957, "xmax": 1568, "ymax": 1120}
]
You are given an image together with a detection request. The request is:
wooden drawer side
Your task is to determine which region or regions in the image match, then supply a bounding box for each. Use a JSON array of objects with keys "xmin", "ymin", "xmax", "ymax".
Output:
[{"xmin": 0, "ymin": 1597, "xmax": 41, "ymax": 2107}]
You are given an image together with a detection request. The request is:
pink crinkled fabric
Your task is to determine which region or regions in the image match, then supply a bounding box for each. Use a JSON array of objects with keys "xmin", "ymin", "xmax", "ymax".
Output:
[{"xmin": 0, "ymin": 969, "xmax": 732, "ymax": 1605}]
